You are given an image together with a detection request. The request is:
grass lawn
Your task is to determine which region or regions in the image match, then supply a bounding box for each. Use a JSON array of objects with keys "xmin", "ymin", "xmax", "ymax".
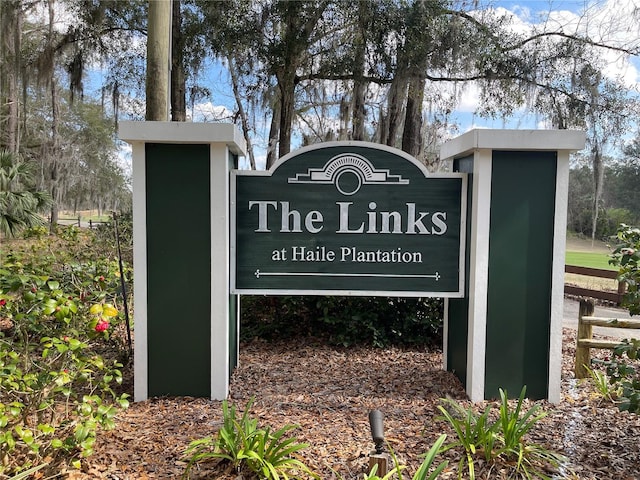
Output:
[{"xmin": 565, "ymin": 250, "xmax": 616, "ymax": 270}]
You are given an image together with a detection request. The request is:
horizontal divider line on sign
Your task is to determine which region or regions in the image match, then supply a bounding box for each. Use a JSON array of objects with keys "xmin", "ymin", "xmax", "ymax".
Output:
[{"xmin": 253, "ymin": 269, "xmax": 440, "ymax": 280}]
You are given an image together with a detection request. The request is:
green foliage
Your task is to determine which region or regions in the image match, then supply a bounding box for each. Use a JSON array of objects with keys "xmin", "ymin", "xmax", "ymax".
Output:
[
  {"xmin": 592, "ymin": 339, "xmax": 640, "ymax": 414},
  {"xmin": 609, "ymin": 224, "xmax": 640, "ymax": 316},
  {"xmin": 93, "ymin": 210, "xmax": 133, "ymax": 264},
  {"xmin": 0, "ymin": 231, "xmax": 131, "ymax": 475},
  {"xmin": 568, "ymin": 163, "xmax": 640, "ymax": 239},
  {"xmin": 584, "ymin": 364, "xmax": 619, "ymax": 402},
  {"xmin": 363, "ymin": 434, "xmax": 449, "ymax": 480},
  {"xmin": 0, "ymin": 150, "xmax": 52, "ymax": 238},
  {"xmin": 183, "ymin": 398, "xmax": 317, "ymax": 480},
  {"xmin": 436, "ymin": 400, "xmax": 495, "ymax": 479},
  {"xmin": 21, "ymin": 225, "xmax": 48, "ymax": 239},
  {"xmin": 437, "ymin": 387, "xmax": 563, "ymax": 480},
  {"xmin": 241, "ymin": 296, "xmax": 443, "ymax": 348}
]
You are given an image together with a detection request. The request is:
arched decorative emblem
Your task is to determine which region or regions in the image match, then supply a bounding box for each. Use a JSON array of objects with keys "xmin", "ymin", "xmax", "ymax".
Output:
[{"xmin": 287, "ymin": 153, "xmax": 409, "ymax": 196}]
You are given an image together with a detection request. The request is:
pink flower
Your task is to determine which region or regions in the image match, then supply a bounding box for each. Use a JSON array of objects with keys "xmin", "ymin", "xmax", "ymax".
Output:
[
  {"xmin": 94, "ymin": 319, "xmax": 110, "ymax": 332},
  {"xmin": 0, "ymin": 299, "xmax": 5, "ymax": 307}
]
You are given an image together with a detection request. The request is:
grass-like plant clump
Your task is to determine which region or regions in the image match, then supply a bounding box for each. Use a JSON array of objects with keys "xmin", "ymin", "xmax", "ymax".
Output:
[
  {"xmin": 437, "ymin": 387, "xmax": 564, "ymax": 480},
  {"xmin": 183, "ymin": 398, "xmax": 318, "ymax": 480}
]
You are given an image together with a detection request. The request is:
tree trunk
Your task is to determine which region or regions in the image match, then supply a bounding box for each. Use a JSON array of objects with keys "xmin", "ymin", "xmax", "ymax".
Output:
[
  {"xmin": 170, "ymin": 0, "xmax": 185, "ymax": 121},
  {"xmin": 385, "ymin": 72, "xmax": 408, "ymax": 147},
  {"xmin": 401, "ymin": 74, "xmax": 426, "ymax": 156},
  {"xmin": 1, "ymin": 1, "xmax": 22, "ymax": 153},
  {"xmin": 351, "ymin": 0, "xmax": 368, "ymax": 141},
  {"xmin": 277, "ymin": 70, "xmax": 297, "ymax": 159},
  {"xmin": 275, "ymin": 1, "xmax": 328, "ymax": 159},
  {"xmin": 591, "ymin": 143, "xmax": 604, "ymax": 245},
  {"xmin": 146, "ymin": 0, "xmax": 171, "ymax": 121},
  {"xmin": 229, "ymin": 55, "xmax": 256, "ymax": 169},
  {"xmin": 265, "ymin": 98, "xmax": 281, "ymax": 169},
  {"xmin": 48, "ymin": 0, "xmax": 59, "ymax": 233},
  {"xmin": 49, "ymin": 80, "xmax": 59, "ymax": 232}
]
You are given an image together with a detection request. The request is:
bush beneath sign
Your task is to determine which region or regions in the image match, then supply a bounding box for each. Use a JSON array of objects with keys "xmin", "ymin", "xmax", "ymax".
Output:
[{"xmin": 240, "ymin": 296, "xmax": 443, "ymax": 348}]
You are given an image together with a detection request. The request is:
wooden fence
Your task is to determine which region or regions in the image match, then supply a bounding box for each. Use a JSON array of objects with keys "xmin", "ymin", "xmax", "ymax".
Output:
[
  {"xmin": 565, "ymin": 265, "xmax": 626, "ymax": 305},
  {"xmin": 575, "ymin": 298, "xmax": 640, "ymax": 379}
]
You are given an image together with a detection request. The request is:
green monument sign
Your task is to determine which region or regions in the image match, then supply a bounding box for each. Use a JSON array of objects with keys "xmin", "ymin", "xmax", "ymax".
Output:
[{"xmin": 232, "ymin": 142, "xmax": 467, "ymax": 296}]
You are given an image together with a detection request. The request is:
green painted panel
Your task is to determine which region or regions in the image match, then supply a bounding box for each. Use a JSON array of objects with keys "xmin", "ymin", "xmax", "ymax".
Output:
[
  {"xmin": 234, "ymin": 145, "xmax": 465, "ymax": 295},
  {"xmin": 447, "ymin": 156, "xmax": 474, "ymax": 385},
  {"xmin": 146, "ymin": 143, "xmax": 211, "ymax": 397},
  {"xmin": 484, "ymin": 151, "xmax": 556, "ymax": 400}
]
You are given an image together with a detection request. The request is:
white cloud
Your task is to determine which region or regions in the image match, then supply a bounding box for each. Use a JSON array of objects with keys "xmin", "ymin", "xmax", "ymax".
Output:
[{"xmin": 190, "ymin": 102, "xmax": 234, "ymax": 123}]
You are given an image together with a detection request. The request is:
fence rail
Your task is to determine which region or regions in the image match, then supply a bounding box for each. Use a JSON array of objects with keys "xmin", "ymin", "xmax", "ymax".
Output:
[
  {"xmin": 575, "ymin": 298, "xmax": 640, "ymax": 379},
  {"xmin": 57, "ymin": 217, "xmax": 108, "ymax": 229},
  {"xmin": 564, "ymin": 264, "xmax": 626, "ymax": 305}
]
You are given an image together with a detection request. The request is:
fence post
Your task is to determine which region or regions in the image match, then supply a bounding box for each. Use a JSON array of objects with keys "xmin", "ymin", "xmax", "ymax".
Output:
[
  {"xmin": 575, "ymin": 298, "xmax": 595, "ymax": 379},
  {"xmin": 617, "ymin": 280, "xmax": 626, "ymax": 305}
]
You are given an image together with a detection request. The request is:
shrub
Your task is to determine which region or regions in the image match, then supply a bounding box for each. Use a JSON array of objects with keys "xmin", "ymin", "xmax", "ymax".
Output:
[
  {"xmin": 0, "ymin": 232, "xmax": 130, "ymax": 475},
  {"xmin": 609, "ymin": 223, "xmax": 640, "ymax": 316},
  {"xmin": 592, "ymin": 340, "xmax": 640, "ymax": 414},
  {"xmin": 241, "ymin": 296, "xmax": 443, "ymax": 348}
]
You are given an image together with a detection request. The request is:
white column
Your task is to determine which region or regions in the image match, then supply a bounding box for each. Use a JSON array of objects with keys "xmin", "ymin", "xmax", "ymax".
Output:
[
  {"xmin": 548, "ymin": 150, "xmax": 571, "ymax": 403},
  {"xmin": 210, "ymin": 143, "xmax": 232, "ymax": 400},
  {"xmin": 131, "ymin": 140, "xmax": 148, "ymax": 402},
  {"xmin": 466, "ymin": 148, "xmax": 492, "ymax": 402}
]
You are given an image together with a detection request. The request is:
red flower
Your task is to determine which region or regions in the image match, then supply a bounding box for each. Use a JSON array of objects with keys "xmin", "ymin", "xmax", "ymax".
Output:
[
  {"xmin": 0, "ymin": 299, "xmax": 6, "ymax": 307},
  {"xmin": 94, "ymin": 319, "xmax": 110, "ymax": 332}
]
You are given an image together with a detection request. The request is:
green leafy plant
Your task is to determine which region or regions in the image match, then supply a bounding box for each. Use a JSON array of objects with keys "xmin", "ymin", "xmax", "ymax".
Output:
[
  {"xmin": 362, "ymin": 434, "xmax": 448, "ymax": 480},
  {"xmin": 437, "ymin": 387, "xmax": 563, "ymax": 480},
  {"xmin": 241, "ymin": 295, "xmax": 443, "ymax": 348},
  {"xmin": 609, "ymin": 223, "xmax": 640, "ymax": 316},
  {"xmin": 593, "ymin": 340, "xmax": 640, "ymax": 413},
  {"xmin": 493, "ymin": 387, "xmax": 563, "ymax": 479},
  {"xmin": 0, "ymin": 232, "xmax": 131, "ymax": 475},
  {"xmin": 183, "ymin": 398, "xmax": 317, "ymax": 479},
  {"xmin": 437, "ymin": 399, "xmax": 496, "ymax": 480},
  {"xmin": 0, "ymin": 333, "xmax": 129, "ymax": 473},
  {"xmin": 243, "ymin": 424, "xmax": 317, "ymax": 480},
  {"xmin": 584, "ymin": 363, "xmax": 619, "ymax": 402}
]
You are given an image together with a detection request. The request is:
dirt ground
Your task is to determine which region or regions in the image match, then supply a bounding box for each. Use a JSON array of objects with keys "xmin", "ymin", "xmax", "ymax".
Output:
[{"xmin": 68, "ymin": 327, "xmax": 640, "ymax": 480}]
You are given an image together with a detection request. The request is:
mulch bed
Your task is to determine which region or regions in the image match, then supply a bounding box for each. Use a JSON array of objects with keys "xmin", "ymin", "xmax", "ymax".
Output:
[{"xmin": 72, "ymin": 329, "xmax": 639, "ymax": 480}]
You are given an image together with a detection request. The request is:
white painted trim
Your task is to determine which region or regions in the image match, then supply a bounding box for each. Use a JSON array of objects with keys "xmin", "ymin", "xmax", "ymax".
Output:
[
  {"xmin": 440, "ymin": 129, "xmax": 586, "ymax": 160},
  {"xmin": 548, "ymin": 151, "xmax": 571, "ymax": 403},
  {"xmin": 466, "ymin": 149, "xmax": 492, "ymax": 402},
  {"xmin": 272, "ymin": 140, "xmax": 441, "ymax": 177},
  {"xmin": 131, "ymin": 141, "xmax": 148, "ymax": 402},
  {"xmin": 118, "ymin": 121, "xmax": 247, "ymax": 156},
  {"xmin": 210, "ymin": 143, "xmax": 231, "ymax": 400}
]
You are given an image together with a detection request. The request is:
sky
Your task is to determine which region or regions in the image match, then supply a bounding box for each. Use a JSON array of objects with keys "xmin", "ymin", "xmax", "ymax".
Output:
[
  {"xmin": 180, "ymin": 0, "xmax": 640, "ymax": 168},
  {"xmin": 58, "ymin": 0, "xmax": 640, "ymax": 169}
]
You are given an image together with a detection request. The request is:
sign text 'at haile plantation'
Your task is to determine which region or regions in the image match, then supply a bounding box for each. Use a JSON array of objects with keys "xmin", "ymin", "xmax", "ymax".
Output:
[{"xmin": 232, "ymin": 143, "xmax": 467, "ymax": 297}]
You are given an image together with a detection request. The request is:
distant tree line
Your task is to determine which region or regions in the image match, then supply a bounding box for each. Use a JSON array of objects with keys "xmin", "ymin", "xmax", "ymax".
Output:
[{"xmin": 568, "ymin": 133, "xmax": 640, "ymax": 238}]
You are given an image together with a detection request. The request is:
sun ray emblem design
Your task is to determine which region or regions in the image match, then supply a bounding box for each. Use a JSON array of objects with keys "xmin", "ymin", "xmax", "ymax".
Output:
[{"xmin": 287, "ymin": 153, "xmax": 409, "ymax": 196}]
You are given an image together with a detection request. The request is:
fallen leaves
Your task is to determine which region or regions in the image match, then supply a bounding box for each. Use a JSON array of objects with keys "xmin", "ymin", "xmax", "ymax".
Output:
[{"xmin": 66, "ymin": 330, "xmax": 640, "ymax": 479}]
